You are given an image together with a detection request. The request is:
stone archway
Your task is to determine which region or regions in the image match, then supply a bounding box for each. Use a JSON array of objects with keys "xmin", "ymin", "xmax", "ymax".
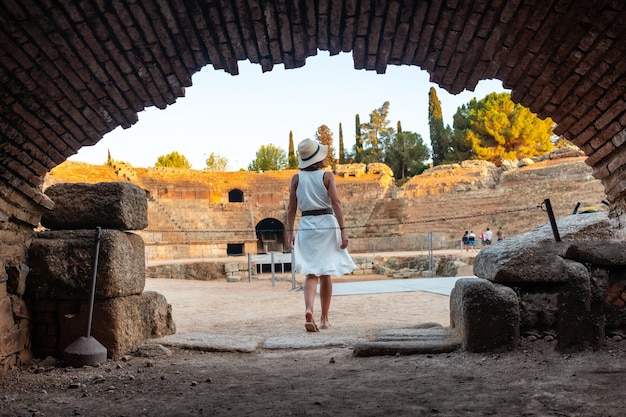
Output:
[
  {"xmin": 255, "ymin": 217, "xmax": 286, "ymax": 254},
  {"xmin": 228, "ymin": 189, "xmax": 245, "ymax": 203},
  {"xmin": 1, "ymin": 0, "xmax": 626, "ymax": 369}
]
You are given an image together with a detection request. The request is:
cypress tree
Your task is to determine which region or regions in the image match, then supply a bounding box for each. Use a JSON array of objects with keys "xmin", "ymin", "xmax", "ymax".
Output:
[
  {"xmin": 429, "ymin": 87, "xmax": 446, "ymax": 165},
  {"xmin": 355, "ymin": 114, "xmax": 363, "ymax": 163},
  {"xmin": 339, "ymin": 123, "xmax": 345, "ymax": 163},
  {"xmin": 288, "ymin": 130, "xmax": 298, "ymax": 169}
]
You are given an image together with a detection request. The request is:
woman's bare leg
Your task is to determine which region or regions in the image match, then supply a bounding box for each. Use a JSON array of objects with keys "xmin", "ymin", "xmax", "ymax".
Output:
[
  {"xmin": 304, "ymin": 274, "xmax": 319, "ymax": 331},
  {"xmin": 319, "ymin": 275, "xmax": 332, "ymax": 329}
]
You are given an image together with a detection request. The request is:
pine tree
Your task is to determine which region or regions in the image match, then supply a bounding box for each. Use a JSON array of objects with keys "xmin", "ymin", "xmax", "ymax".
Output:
[
  {"xmin": 429, "ymin": 87, "xmax": 446, "ymax": 165},
  {"xmin": 288, "ymin": 131, "xmax": 298, "ymax": 168},
  {"xmin": 338, "ymin": 123, "xmax": 345, "ymax": 164},
  {"xmin": 354, "ymin": 114, "xmax": 363, "ymax": 163},
  {"xmin": 458, "ymin": 92, "xmax": 555, "ymax": 162},
  {"xmin": 360, "ymin": 101, "xmax": 393, "ymax": 163}
]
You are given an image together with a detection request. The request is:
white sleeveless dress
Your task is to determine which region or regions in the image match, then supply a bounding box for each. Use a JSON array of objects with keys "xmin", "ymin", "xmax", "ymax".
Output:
[{"xmin": 293, "ymin": 170, "xmax": 356, "ymax": 276}]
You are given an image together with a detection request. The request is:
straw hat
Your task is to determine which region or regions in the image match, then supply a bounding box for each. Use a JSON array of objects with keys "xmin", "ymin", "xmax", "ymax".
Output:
[{"xmin": 297, "ymin": 138, "xmax": 328, "ymax": 169}]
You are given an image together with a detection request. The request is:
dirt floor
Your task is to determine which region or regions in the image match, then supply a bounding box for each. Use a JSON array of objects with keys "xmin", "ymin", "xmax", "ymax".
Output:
[{"xmin": 1, "ymin": 276, "xmax": 625, "ymax": 417}]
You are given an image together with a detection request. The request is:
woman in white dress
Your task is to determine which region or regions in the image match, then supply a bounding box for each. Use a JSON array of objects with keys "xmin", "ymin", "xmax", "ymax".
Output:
[{"xmin": 287, "ymin": 138, "xmax": 356, "ymax": 332}]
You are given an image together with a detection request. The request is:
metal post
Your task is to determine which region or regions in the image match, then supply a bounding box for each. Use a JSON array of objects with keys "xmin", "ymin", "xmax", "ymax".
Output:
[
  {"xmin": 543, "ymin": 198, "xmax": 561, "ymax": 242},
  {"xmin": 291, "ymin": 251, "xmax": 296, "ymax": 290},
  {"xmin": 86, "ymin": 227, "xmax": 102, "ymax": 338},
  {"xmin": 428, "ymin": 231, "xmax": 433, "ymax": 276},
  {"xmin": 271, "ymin": 252, "xmax": 276, "ymax": 287},
  {"xmin": 247, "ymin": 253, "xmax": 252, "ymax": 282}
]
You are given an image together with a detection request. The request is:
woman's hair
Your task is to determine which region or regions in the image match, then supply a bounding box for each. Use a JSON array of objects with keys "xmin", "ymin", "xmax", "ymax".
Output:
[{"xmin": 302, "ymin": 160, "xmax": 325, "ymax": 171}]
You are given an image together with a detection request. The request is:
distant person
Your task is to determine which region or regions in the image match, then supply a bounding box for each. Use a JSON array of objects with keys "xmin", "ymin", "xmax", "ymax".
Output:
[
  {"xmin": 497, "ymin": 227, "xmax": 504, "ymax": 241},
  {"xmin": 484, "ymin": 228, "xmax": 493, "ymax": 245},
  {"xmin": 480, "ymin": 231, "xmax": 486, "ymax": 246},
  {"xmin": 462, "ymin": 231, "xmax": 470, "ymax": 252},
  {"xmin": 468, "ymin": 231, "xmax": 477, "ymax": 250},
  {"xmin": 287, "ymin": 138, "xmax": 356, "ymax": 332}
]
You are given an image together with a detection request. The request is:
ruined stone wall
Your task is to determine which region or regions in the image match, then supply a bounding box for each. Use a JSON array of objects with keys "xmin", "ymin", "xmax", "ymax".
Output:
[{"xmin": 0, "ymin": 197, "xmax": 45, "ymax": 374}]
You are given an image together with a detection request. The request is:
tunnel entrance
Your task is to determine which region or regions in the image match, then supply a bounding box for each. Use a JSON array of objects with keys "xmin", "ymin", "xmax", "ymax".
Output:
[{"xmin": 255, "ymin": 218, "xmax": 285, "ymax": 254}]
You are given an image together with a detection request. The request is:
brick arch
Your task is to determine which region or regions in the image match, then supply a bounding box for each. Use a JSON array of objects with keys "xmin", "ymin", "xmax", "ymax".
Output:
[{"xmin": 1, "ymin": 1, "xmax": 626, "ymax": 251}]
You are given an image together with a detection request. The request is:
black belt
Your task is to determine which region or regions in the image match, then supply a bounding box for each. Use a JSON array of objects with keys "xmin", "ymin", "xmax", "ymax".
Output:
[{"xmin": 302, "ymin": 208, "xmax": 333, "ymax": 216}]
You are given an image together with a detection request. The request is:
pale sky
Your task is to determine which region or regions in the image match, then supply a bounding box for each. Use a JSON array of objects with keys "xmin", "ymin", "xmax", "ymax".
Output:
[{"xmin": 69, "ymin": 52, "xmax": 508, "ymax": 171}]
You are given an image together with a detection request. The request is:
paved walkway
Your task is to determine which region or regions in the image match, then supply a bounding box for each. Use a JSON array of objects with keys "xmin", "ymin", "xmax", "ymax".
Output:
[{"xmin": 332, "ymin": 276, "xmax": 472, "ymax": 297}]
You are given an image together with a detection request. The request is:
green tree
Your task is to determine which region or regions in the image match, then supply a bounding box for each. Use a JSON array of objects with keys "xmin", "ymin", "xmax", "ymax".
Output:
[
  {"xmin": 315, "ymin": 125, "xmax": 336, "ymax": 169},
  {"xmin": 105, "ymin": 149, "xmax": 115, "ymax": 167},
  {"xmin": 456, "ymin": 92, "xmax": 555, "ymax": 162},
  {"xmin": 361, "ymin": 101, "xmax": 394, "ymax": 158},
  {"xmin": 429, "ymin": 87, "xmax": 449, "ymax": 165},
  {"xmin": 288, "ymin": 131, "xmax": 298, "ymax": 169},
  {"xmin": 354, "ymin": 114, "xmax": 363, "ymax": 162},
  {"xmin": 247, "ymin": 144, "xmax": 287, "ymax": 171},
  {"xmin": 338, "ymin": 123, "xmax": 346, "ymax": 164},
  {"xmin": 155, "ymin": 151, "xmax": 192, "ymax": 169},
  {"xmin": 383, "ymin": 131, "xmax": 430, "ymax": 182},
  {"xmin": 205, "ymin": 152, "xmax": 228, "ymax": 171},
  {"xmin": 448, "ymin": 102, "xmax": 475, "ymax": 162}
]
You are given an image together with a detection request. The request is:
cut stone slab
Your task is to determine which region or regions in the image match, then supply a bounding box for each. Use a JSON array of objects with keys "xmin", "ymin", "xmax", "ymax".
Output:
[
  {"xmin": 353, "ymin": 327, "xmax": 461, "ymax": 357},
  {"xmin": 42, "ymin": 182, "xmax": 148, "ymax": 231},
  {"xmin": 563, "ymin": 241, "xmax": 626, "ymax": 266},
  {"xmin": 155, "ymin": 333, "xmax": 261, "ymax": 353},
  {"xmin": 263, "ymin": 334, "xmax": 367, "ymax": 350},
  {"xmin": 474, "ymin": 212, "xmax": 613, "ymax": 283},
  {"xmin": 26, "ymin": 229, "xmax": 145, "ymax": 300}
]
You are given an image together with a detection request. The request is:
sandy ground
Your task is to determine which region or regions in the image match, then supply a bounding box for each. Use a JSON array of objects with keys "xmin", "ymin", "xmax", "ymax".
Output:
[
  {"xmin": 1, "ymin": 275, "xmax": 625, "ymax": 417},
  {"xmin": 147, "ymin": 277, "xmax": 452, "ymax": 339}
]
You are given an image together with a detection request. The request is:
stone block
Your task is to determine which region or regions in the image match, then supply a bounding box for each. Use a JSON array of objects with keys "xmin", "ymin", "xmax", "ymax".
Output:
[
  {"xmin": 556, "ymin": 261, "xmax": 605, "ymax": 351},
  {"xmin": 42, "ymin": 182, "xmax": 148, "ymax": 230},
  {"xmin": 146, "ymin": 262, "xmax": 224, "ymax": 280},
  {"xmin": 474, "ymin": 212, "xmax": 613, "ymax": 284},
  {"xmin": 58, "ymin": 291, "xmax": 175, "ymax": 359},
  {"xmin": 26, "ymin": 230, "xmax": 145, "ymax": 300},
  {"xmin": 450, "ymin": 278, "xmax": 520, "ymax": 352},
  {"xmin": 564, "ymin": 241, "xmax": 626, "ymax": 266}
]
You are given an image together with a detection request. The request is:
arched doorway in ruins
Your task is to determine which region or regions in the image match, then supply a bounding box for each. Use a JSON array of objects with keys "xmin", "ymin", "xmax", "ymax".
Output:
[
  {"xmin": 255, "ymin": 218, "xmax": 285, "ymax": 254},
  {"xmin": 228, "ymin": 189, "xmax": 244, "ymax": 203}
]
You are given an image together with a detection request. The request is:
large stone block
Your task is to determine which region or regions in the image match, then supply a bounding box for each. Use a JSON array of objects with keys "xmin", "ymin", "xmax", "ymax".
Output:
[
  {"xmin": 26, "ymin": 230, "xmax": 145, "ymax": 300},
  {"xmin": 58, "ymin": 291, "xmax": 175, "ymax": 359},
  {"xmin": 146, "ymin": 262, "xmax": 224, "ymax": 280},
  {"xmin": 474, "ymin": 212, "xmax": 613, "ymax": 283},
  {"xmin": 563, "ymin": 241, "xmax": 626, "ymax": 266},
  {"xmin": 450, "ymin": 278, "xmax": 520, "ymax": 352},
  {"xmin": 42, "ymin": 182, "xmax": 148, "ymax": 230},
  {"xmin": 556, "ymin": 261, "xmax": 605, "ymax": 351}
]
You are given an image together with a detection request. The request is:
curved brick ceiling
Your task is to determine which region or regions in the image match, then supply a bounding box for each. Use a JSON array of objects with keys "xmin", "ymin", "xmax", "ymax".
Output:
[{"xmin": 1, "ymin": 1, "xmax": 625, "ymax": 230}]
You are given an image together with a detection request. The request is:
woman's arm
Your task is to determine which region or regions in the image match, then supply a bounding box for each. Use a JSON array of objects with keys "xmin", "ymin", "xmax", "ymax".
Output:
[
  {"xmin": 324, "ymin": 172, "xmax": 349, "ymax": 249},
  {"xmin": 287, "ymin": 174, "xmax": 299, "ymax": 247}
]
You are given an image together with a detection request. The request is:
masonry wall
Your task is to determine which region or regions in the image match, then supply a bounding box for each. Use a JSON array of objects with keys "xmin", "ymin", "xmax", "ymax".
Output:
[{"xmin": 0, "ymin": 197, "xmax": 43, "ymax": 374}]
